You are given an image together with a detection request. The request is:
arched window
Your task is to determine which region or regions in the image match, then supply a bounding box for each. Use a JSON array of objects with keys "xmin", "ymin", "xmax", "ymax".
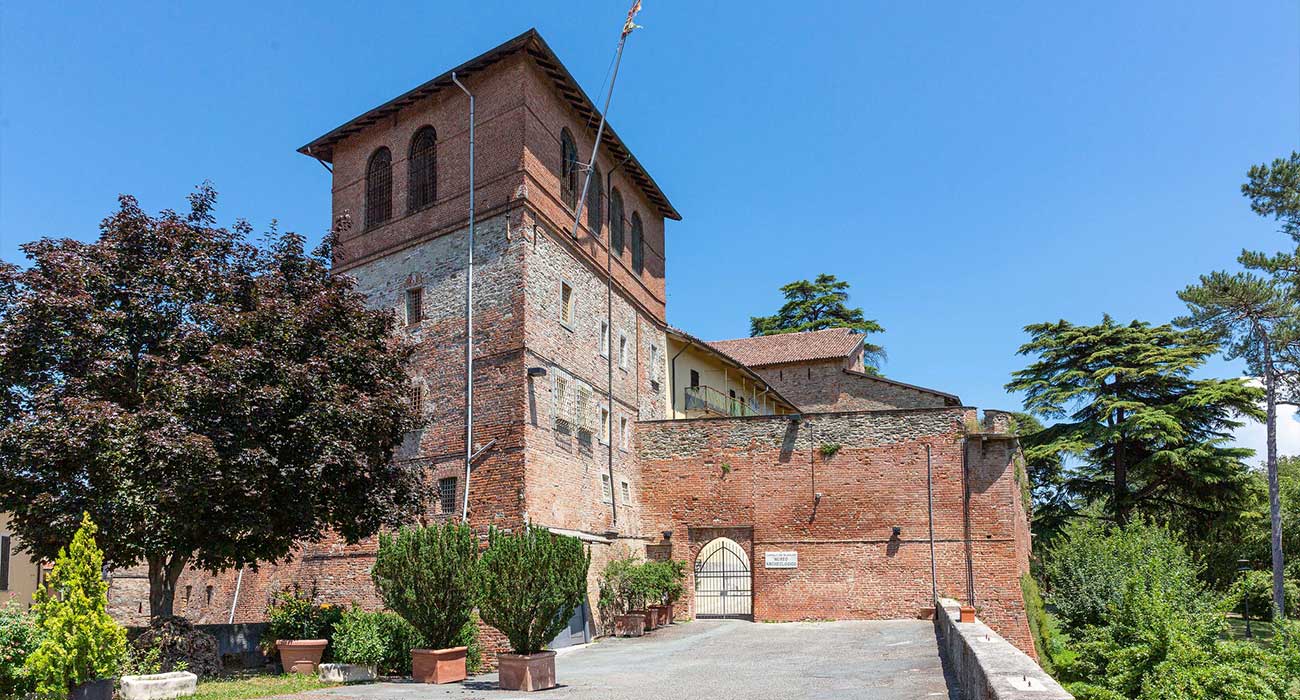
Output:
[
  {"xmin": 365, "ymin": 147, "xmax": 392, "ymax": 229},
  {"xmin": 609, "ymin": 188, "xmax": 625, "ymax": 255},
  {"xmin": 586, "ymin": 165, "xmax": 603, "ymax": 235},
  {"xmin": 630, "ymin": 211, "xmax": 644, "ymax": 274},
  {"xmin": 408, "ymin": 126, "xmax": 437, "ymax": 213},
  {"xmin": 560, "ymin": 128, "xmax": 578, "ymax": 209}
]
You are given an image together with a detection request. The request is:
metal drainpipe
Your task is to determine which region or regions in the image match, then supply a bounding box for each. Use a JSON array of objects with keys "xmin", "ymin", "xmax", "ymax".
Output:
[
  {"xmin": 452, "ymin": 71, "xmax": 475, "ymax": 523},
  {"xmin": 962, "ymin": 437, "xmax": 976, "ymax": 607},
  {"xmin": 925, "ymin": 444, "xmax": 937, "ymax": 606},
  {"xmin": 669, "ymin": 342, "xmax": 690, "ymax": 416}
]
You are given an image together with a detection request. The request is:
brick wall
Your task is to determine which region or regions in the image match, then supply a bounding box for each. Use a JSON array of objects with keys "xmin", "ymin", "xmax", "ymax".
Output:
[
  {"xmin": 635, "ymin": 408, "xmax": 1036, "ymax": 657},
  {"xmin": 753, "ymin": 359, "xmax": 956, "ymax": 412}
]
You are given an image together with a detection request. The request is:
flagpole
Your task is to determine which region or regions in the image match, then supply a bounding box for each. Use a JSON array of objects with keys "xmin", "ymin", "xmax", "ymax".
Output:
[{"xmin": 571, "ymin": 1, "xmax": 641, "ymax": 239}]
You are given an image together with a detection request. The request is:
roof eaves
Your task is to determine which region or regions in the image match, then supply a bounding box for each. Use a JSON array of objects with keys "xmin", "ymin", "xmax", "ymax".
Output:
[{"xmin": 666, "ymin": 326, "xmax": 798, "ymax": 410}]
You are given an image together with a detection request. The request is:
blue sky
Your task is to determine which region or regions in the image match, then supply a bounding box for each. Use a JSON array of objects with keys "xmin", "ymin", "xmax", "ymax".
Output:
[{"xmin": 1, "ymin": 2, "xmax": 1297, "ymax": 429}]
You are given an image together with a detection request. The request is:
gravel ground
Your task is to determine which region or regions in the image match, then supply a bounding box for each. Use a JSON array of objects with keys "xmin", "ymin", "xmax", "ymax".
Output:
[{"xmin": 280, "ymin": 618, "xmax": 958, "ymax": 700}]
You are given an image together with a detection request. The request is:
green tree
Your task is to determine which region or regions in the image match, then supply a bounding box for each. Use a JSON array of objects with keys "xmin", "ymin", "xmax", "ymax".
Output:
[
  {"xmin": 0, "ymin": 185, "xmax": 421, "ymax": 618},
  {"xmin": 477, "ymin": 526, "xmax": 589, "ymax": 656},
  {"xmin": 25, "ymin": 514, "xmax": 126, "ymax": 696},
  {"xmin": 1008, "ymin": 411, "xmax": 1073, "ymax": 549},
  {"xmin": 370, "ymin": 521, "xmax": 479, "ymax": 651},
  {"xmin": 1178, "ymin": 271, "xmax": 1296, "ymax": 618},
  {"xmin": 748, "ymin": 274, "xmax": 885, "ymax": 372},
  {"xmin": 1007, "ymin": 317, "xmax": 1262, "ymax": 529}
]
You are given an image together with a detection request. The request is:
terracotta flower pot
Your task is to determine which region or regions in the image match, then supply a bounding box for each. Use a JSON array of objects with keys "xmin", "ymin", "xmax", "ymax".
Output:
[
  {"xmin": 498, "ymin": 651, "xmax": 557, "ymax": 692},
  {"xmin": 277, "ymin": 639, "xmax": 328, "ymax": 674},
  {"xmin": 959, "ymin": 605, "xmax": 977, "ymax": 623},
  {"xmin": 663, "ymin": 603, "xmax": 675, "ymax": 623},
  {"xmin": 630, "ymin": 608, "xmax": 655, "ymax": 630},
  {"xmin": 650, "ymin": 605, "xmax": 670, "ymax": 627},
  {"xmin": 614, "ymin": 613, "xmax": 646, "ymax": 637},
  {"xmin": 411, "ymin": 646, "xmax": 468, "ymax": 684}
]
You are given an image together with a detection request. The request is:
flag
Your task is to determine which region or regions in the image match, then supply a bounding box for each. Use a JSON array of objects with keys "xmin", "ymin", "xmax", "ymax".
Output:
[{"xmin": 622, "ymin": 0, "xmax": 643, "ymax": 37}]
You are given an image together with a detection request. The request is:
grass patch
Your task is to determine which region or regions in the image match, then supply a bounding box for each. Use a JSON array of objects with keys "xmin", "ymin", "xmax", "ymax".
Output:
[
  {"xmin": 1223, "ymin": 615, "xmax": 1276, "ymax": 647},
  {"xmin": 192, "ymin": 674, "xmax": 339, "ymax": 700}
]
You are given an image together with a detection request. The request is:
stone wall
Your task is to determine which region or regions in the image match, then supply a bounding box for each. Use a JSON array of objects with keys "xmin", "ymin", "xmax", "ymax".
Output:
[
  {"xmin": 937, "ymin": 599, "xmax": 1070, "ymax": 700},
  {"xmin": 753, "ymin": 359, "xmax": 956, "ymax": 412},
  {"xmin": 636, "ymin": 408, "xmax": 1036, "ymax": 657}
]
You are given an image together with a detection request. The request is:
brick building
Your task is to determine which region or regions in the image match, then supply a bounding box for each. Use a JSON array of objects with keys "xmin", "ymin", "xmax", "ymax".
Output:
[{"xmin": 107, "ymin": 29, "xmax": 1036, "ymax": 658}]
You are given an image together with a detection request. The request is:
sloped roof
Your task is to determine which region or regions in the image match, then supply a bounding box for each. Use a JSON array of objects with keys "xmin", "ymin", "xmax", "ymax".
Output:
[
  {"xmin": 298, "ymin": 28, "xmax": 680, "ymax": 221},
  {"xmin": 709, "ymin": 327, "xmax": 866, "ymax": 367},
  {"xmin": 665, "ymin": 327, "xmax": 797, "ymax": 410}
]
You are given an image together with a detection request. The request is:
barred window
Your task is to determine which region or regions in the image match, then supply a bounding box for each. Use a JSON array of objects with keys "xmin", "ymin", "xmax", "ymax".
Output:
[
  {"xmin": 405, "ymin": 287, "xmax": 423, "ymax": 326},
  {"xmin": 609, "ymin": 188, "xmax": 625, "ymax": 255},
  {"xmin": 560, "ymin": 128, "xmax": 578, "ymax": 209},
  {"xmin": 630, "ymin": 211, "xmax": 644, "ymax": 274},
  {"xmin": 601, "ymin": 474, "xmax": 613, "ymax": 503},
  {"xmin": 439, "ymin": 477, "xmax": 458, "ymax": 514},
  {"xmin": 554, "ymin": 376, "xmax": 571, "ymax": 433},
  {"xmin": 586, "ymin": 166, "xmax": 603, "ymax": 235},
  {"xmin": 408, "ymin": 382, "xmax": 424, "ymax": 418},
  {"xmin": 560, "ymin": 282, "xmax": 574, "ymax": 326},
  {"xmin": 408, "ymin": 126, "xmax": 437, "ymax": 212},
  {"xmin": 620, "ymin": 480, "xmax": 631, "ymax": 505},
  {"xmin": 365, "ymin": 147, "xmax": 393, "ymax": 229}
]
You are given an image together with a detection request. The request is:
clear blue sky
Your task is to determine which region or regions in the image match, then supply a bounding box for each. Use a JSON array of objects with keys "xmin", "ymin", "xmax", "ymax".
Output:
[{"xmin": 1, "ymin": 2, "xmax": 1297, "ymax": 416}]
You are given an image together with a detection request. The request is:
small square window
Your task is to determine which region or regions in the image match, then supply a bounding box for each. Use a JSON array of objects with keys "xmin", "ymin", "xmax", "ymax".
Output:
[
  {"xmin": 439, "ymin": 477, "xmax": 458, "ymax": 515},
  {"xmin": 601, "ymin": 474, "xmax": 613, "ymax": 503},
  {"xmin": 600, "ymin": 321, "xmax": 610, "ymax": 357},
  {"xmin": 620, "ymin": 480, "xmax": 631, "ymax": 505},
  {"xmin": 405, "ymin": 287, "xmax": 423, "ymax": 326},
  {"xmin": 560, "ymin": 283, "xmax": 574, "ymax": 326}
]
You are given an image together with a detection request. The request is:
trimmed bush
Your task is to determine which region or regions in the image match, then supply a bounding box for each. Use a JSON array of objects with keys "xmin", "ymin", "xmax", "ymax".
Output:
[
  {"xmin": 25, "ymin": 513, "xmax": 126, "ymax": 697},
  {"xmin": 0, "ymin": 600, "xmax": 43, "ymax": 697},
  {"xmin": 597, "ymin": 556, "xmax": 643, "ymax": 624},
  {"xmin": 478, "ymin": 526, "xmax": 589, "ymax": 655},
  {"xmin": 644, "ymin": 560, "xmax": 687, "ymax": 606},
  {"xmin": 371, "ymin": 521, "xmax": 479, "ymax": 651}
]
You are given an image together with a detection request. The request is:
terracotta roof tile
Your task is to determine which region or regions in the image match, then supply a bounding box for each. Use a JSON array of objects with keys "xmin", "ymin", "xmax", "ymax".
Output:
[{"xmin": 708, "ymin": 328, "xmax": 865, "ymax": 367}]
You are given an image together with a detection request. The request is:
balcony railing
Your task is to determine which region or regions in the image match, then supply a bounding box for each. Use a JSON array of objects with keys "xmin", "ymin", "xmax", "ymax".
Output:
[{"xmin": 684, "ymin": 385, "xmax": 762, "ymax": 417}]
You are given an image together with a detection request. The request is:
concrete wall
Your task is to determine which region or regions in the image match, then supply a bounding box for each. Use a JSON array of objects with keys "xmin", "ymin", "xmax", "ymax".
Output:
[
  {"xmin": 637, "ymin": 409, "xmax": 1036, "ymax": 657},
  {"xmin": 1, "ymin": 513, "xmax": 43, "ymax": 610},
  {"xmin": 936, "ymin": 599, "xmax": 1070, "ymax": 700}
]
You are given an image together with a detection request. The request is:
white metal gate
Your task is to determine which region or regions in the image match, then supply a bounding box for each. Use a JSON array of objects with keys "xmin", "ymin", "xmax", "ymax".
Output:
[{"xmin": 694, "ymin": 537, "xmax": 752, "ymax": 619}]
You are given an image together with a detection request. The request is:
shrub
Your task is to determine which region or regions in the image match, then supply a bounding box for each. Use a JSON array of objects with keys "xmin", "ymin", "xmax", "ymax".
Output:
[
  {"xmin": 25, "ymin": 513, "xmax": 127, "ymax": 696},
  {"xmin": 478, "ymin": 526, "xmax": 589, "ymax": 655},
  {"xmin": 129, "ymin": 616, "xmax": 219, "ymax": 676},
  {"xmin": 331, "ymin": 607, "xmax": 387, "ymax": 667},
  {"xmin": 371, "ymin": 521, "xmax": 479, "ymax": 651},
  {"xmin": 1020, "ymin": 573, "xmax": 1071, "ymax": 676},
  {"xmin": 1045, "ymin": 518, "xmax": 1206, "ymax": 634},
  {"xmin": 1228, "ymin": 570, "xmax": 1300, "ymax": 621},
  {"xmin": 0, "ymin": 600, "xmax": 43, "ymax": 697},
  {"xmin": 374, "ymin": 612, "xmax": 423, "ymax": 674},
  {"xmin": 261, "ymin": 588, "xmax": 341, "ymax": 658},
  {"xmin": 598, "ymin": 557, "xmax": 642, "ymax": 624}
]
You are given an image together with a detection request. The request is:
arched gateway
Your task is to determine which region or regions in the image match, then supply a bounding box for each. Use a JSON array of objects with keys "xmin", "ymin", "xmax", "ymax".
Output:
[{"xmin": 694, "ymin": 537, "xmax": 752, "ymax": 619}]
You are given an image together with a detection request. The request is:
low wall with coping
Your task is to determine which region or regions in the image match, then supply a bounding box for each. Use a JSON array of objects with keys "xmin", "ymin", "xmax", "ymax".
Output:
[{"xmin": 936, "ymin": 599, "xmax": 1071, "ymax": 700}]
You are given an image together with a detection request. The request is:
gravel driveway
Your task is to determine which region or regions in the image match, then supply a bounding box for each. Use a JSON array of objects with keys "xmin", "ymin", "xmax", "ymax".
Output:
[{"xmin": 284, "ymin": 619, "xmax": 958, "ymax": 700}]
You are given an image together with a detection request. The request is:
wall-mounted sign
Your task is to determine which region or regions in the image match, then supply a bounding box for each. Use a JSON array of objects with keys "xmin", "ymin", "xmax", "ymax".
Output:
[{"xmin": 764, "ymin": 551, "xmax": 797, "ymax": 569}]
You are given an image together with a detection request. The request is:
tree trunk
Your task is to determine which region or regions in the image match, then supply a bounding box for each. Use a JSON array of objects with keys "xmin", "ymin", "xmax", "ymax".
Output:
[
  {"xmin": 147, "ymin": 554, "xmax": 189, "ymax": 620},
  {"xmin": 1266, "ymin": 351, "xmax": 1286, "ymax": 620},
  {"xmin": 1114, "ymin": 409, "xmax": 1128, "ymax": 526}
]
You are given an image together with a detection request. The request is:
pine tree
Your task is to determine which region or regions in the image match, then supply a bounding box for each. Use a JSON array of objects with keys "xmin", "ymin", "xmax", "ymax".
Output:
[
  {"xmin": 748, "ymin": 274, "xmax": 885, "ymax": 372},
  {"xmin": 25, "ymin": 513, "xmax": 126, "ymax": 696},
  {"xmin": 1006, "ymin": 317, "xmax": 1262, "ymax": 528}
]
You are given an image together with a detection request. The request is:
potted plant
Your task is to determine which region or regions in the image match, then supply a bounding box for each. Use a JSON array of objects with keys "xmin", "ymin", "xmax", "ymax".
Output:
[
  {"xmin": 478, "ymin": 526, "xmax": 589, "ymax": 692},
  {"xmin": 659, "ymin": 560, "xmax": 687, "ymax": 624},
  {"xmin": 642, "ymin": 562, "xmax": 668, "ymax": 629},
  {"xmin": 371, "ymin": 521, "xmax": 479, "ymax": 684},
  {"xmin": 626, "ymin": 563, "xmax": 656, "ymax": 631},
  {"xmin": 319, "ymin": 606, "xmax": 383, "ymax": 682},
  {"xmin": 24, "ymin": 514, "xmax": 126, "ymax": 700},
  {"xmin": 598, "ymin": 557, "xmax": 645, "ymax": 637},
  {"xmin": 262, "ymin": 590, "xmax": 335, "ymax": 674}
]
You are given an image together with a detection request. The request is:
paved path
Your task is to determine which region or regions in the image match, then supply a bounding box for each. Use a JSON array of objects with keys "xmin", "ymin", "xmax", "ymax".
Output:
[{"xmin": 287, "ymin": 619, "xmax": 958, "ymax": 700}]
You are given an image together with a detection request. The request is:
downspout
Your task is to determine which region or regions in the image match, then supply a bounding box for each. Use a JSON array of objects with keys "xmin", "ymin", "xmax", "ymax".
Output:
[
  {"xmin": 227, "ymin": 567, "xmax": 244, "ymax": 624},
  {"xmin": 925, "ymin": 444, "xmax": 937, "ymax": 606},
  {"xmin": 452, "ymin": 71, "xmax": 475, "ymax": 523},
  {"xmin": 669, "ymin": 342, "xmax": 690, "ymax": 416},
  {"xmin": 604, "ymin": 154, "xmax": 631, "ymax": 528},
  {"xmin": 962, "ymin": 437, "xmax": 976, "ymax": 607}
]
